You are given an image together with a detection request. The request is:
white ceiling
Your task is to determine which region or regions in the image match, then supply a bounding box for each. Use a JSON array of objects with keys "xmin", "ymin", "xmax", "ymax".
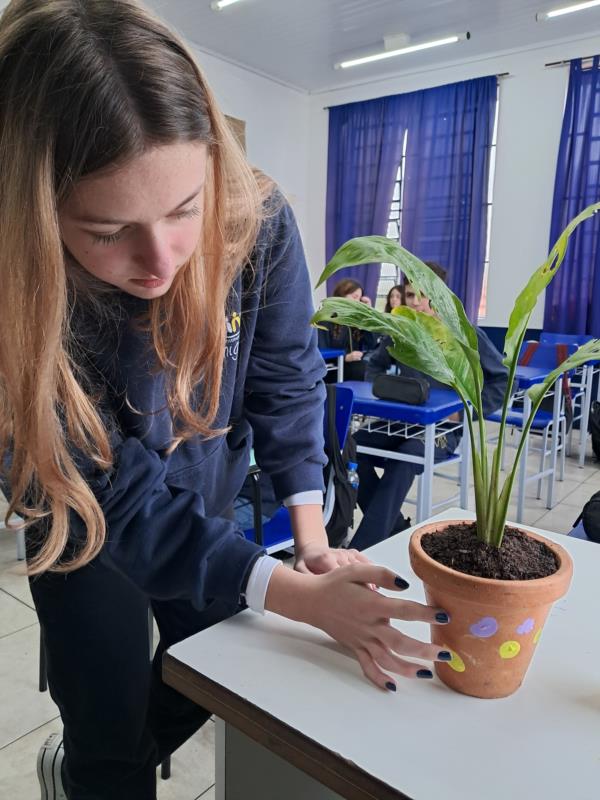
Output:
[{"xmin": 145, "ymin": 0, "xmax": 600, "ymax": 92}]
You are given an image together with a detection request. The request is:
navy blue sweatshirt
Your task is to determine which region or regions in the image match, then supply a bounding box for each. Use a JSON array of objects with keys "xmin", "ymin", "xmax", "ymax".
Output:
[
  {"xmin": 59, "ymin": 199, "xmax": 326, "ymax": 613},
  {"xmin": 365, "ymin": 328, "xmax": 508, "ymax": 418}
]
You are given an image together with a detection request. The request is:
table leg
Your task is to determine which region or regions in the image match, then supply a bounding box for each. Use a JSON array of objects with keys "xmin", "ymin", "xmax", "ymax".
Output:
[
  {"xmin": 419, "ymin": 424, "xmax": 435, "ymax": 522},
  {"xmin": 216, "ymin": 720, "xmax": 344, "ymax": 800},
  {"xmin": 337, "ymin": 355, "xmax": 344, "ymax": 382},
  {"xmin": 517, "ymin": 393, "xmax": 531, "ymax": 524},
  {"xmin": 215, "ymin": 718, "xmax": 226, "ymax": 800}
]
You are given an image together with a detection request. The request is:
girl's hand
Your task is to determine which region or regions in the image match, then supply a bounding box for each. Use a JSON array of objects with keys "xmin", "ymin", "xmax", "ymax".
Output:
[
  {"xmin": 295, "ymin": 543, "xmax": 369, "ymax": 574},
  {"xmin": 265, "ymin": 563, "xmax": 451, "ymax": 691},
  {"xmin": 345, "ymin": 350, "xmax": 364, "ymax": 362}
]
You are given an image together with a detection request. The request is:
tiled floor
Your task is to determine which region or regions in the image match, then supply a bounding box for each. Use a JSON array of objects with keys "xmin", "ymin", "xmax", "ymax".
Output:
[{"xmin": 1, "ymin": 442, "xmax": 598, "ymax": 799}]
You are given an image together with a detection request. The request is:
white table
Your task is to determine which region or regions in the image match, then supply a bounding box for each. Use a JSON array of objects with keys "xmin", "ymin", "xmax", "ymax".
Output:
[{"xmin": 164, "ymin": 509, "xmax": 600, "ymax": 800}]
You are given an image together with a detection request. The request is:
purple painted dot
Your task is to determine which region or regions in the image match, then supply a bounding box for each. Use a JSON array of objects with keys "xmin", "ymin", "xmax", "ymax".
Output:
[
  {"xmin": 469, "ymin": 616, "xmax": 498, "ymax": 638},
  {"xmin": 516, "ymin": 618, "xmax": 535, "ymax": 635}
]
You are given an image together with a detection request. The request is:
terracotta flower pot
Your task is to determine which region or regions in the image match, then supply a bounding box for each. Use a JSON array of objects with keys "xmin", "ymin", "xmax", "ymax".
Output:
[{"xmin": 408, "ymin": 520, "xmax": 573, "ymax": 699}]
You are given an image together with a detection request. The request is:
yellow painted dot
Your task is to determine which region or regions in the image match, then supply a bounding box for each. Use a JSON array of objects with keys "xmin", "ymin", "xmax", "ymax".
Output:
[
  {"xmin": 444, "ymin": 647, "xmax": 466, "ymax": 672},
  {"xmin": 533, "ymin": 628, "xmax": 542, "ymax": 644},
  {"xmin": 499, "ymin": 641, "xmax": 521, "ymax": 659}
]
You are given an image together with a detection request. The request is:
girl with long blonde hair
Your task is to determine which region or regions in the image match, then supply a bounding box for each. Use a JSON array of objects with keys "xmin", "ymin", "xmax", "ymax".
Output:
[{"xmin": 0, "ymin": 1, "xmax": 449, "ymax": 797}]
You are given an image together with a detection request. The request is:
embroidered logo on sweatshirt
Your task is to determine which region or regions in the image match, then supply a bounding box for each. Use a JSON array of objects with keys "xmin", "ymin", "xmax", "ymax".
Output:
[{"xmin": 225, "ymin": 311, "xmax": 241, "ymax": 361}]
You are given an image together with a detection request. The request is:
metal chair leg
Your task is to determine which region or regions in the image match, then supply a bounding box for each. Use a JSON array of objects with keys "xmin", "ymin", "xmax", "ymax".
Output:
[
  {"xmin": 160, "ymin": 756, "xmax": 171, "ymax": 780},
  {"xmin": 537, "ymin": 428, "xmax": 548, "ymax": 500},
  {"xmin": 560, "ymin": 418, "xmax": 567, "ymax": 481},
  {"xmin": 16, "ymin": 529, "xmax": 26, "ymax": 561}
]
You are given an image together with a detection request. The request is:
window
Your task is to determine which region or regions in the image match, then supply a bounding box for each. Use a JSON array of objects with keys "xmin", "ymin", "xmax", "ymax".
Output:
[
  {"xmin": 375, "ymin": 96, "xmax": 500, "ymax": 320},
  {"xmin": 375, "ymin": 130, "xmax": 408, "ymax": 310},
  {"xmin": 477, "ymin": 96, "xmax": 500, "ymax": 320}
]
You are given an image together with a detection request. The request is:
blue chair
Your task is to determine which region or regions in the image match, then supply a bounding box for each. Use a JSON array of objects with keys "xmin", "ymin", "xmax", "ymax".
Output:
[
  {"xmin": 487, "ymin": 342, "xmax": 576, "ymax": 506},
  {"xmin": 539, "ymin": 332, "xmax": 593, "ymax": 346},
  {"xmin": 243, "ymin": 385, "xmax": 355, "ymax": 553},
  {"xmin": 540, "ymin": 332, "xmax": 598, "ymax": 465}
]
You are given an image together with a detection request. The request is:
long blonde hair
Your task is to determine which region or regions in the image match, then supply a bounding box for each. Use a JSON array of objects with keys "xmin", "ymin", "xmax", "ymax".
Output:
[{"xmin": 0, "ymin": 0, "xmax": 270, "ymax": 574}]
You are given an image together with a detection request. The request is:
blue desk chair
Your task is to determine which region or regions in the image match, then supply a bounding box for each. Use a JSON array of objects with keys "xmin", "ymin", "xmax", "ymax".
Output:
[
  {"xmin": 243, "ymin": 385, "xmax": 355, "ymax": 553},
  {"xmin": 540, "ymin": 332, "xmax": 598, "ymax": 464},
  {"xmin": 540, "ymin": 332, "xmax": 593, "ymax": 346},
  {"xmin": 487, "ymin": 342, "xmax": 576, "ymax": 504}
]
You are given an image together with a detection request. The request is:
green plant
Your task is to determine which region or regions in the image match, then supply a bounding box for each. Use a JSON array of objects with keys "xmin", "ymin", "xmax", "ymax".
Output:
[{"xmin": 312, "ymin": 203, "xmax": 600, "ymax": 548}]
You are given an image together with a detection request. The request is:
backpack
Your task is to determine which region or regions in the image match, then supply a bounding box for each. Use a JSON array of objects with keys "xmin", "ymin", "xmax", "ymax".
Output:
[
  {"xmin": 574, "ymin": 490, "xmax": 600, "ymax": 543},
  {"xmin": 324, "ymin": 384, "xmax": 358, "ymax": 547},
  {"xmin": 589, "ymin": 401, "xmax": 600, "ymax": 460},
  {"xmin": 519, "ymin": 342, "xmax": 573, "ymax": 431}
]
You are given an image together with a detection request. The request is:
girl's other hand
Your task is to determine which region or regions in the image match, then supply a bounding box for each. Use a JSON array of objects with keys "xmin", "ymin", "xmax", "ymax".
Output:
[{"xmin": 295, "ymin": 543, "xmax": 369, "ymax": 574}]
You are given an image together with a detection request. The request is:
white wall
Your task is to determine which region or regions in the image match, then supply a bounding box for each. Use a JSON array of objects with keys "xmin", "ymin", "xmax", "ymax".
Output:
[
  {"xmin": 189, "ymin": 48, "xmax": 311, "ymax": 236},
  {"xmin": 305, "ymin": 34, "xmax": 600, "ymax": 328}
]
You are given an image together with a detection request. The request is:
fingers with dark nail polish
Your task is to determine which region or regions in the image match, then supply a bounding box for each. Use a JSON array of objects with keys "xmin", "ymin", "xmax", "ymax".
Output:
[
  {"xmin": 417, "ymin": 669, "xmax": 434, "ymax": 679},
  {"xmin": 385, "ymin": 681, "xmax": 397, "ymax": 692},
  {"xmin": 394, "ymin": 576, "xmax": 410, "ymax": 590},
  {"xmin": 437, "ymin": 651, "xmax": 452, "ymax": 661},
  {"xmin": 435, "ymin": 611, "xmax": 450, "ymax": 623}
]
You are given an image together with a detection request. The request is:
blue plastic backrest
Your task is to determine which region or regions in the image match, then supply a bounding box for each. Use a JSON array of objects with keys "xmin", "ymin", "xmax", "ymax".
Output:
[
  {"xmin": 519, "ymin": 341, "xmax": 577, "ymax": 369},
  {"xmin": 324, "ymin": 385, "xmax": 354, "ymax": 452},
  {"xmin": 540, "ymin": 332, "xmax": 593, "ymax": 347}
]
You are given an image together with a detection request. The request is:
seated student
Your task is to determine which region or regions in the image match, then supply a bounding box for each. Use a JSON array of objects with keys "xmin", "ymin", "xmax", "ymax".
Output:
[
  {"xmin": 384, "ymin": 284, "xmax": 403, "ymax": 313},
  {"xmin": 349, "ymin": 263, "xmax": 509, "ymax": 551},
  {"xmin": 318, "ymin": 278, "xmax": 379, "ymax": 381}
]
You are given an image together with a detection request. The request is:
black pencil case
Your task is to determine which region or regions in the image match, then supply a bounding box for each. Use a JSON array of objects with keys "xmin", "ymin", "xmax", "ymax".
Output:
[{"xmin": 372, "ymin": 374, "xmax": 430, "ymax": 405}]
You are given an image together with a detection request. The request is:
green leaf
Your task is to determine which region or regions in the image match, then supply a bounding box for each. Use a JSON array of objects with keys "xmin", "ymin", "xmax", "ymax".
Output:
[
  {"xmin": 527, "ymin": 339, "xmax": 600, "ymax": 406},
  {"xmin": 311, "ymin": 298, "xmax": 479, "ymax": 409},
  {"xmin": 504, "ymin": 202, "xmax": 600, "ymax": 368},
  {"xmin": 317, "ymin": 236, "xmax": 479, "ymax": 353}
]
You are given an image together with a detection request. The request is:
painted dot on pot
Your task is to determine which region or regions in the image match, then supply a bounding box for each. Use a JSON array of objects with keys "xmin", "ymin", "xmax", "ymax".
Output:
[
  {"xmin": 516, "ymin": 618, "xmax": 535, "ymax": 635},
  {"xmin": 469, "ymin": 616, "xmax": 498, "ymax": 638},
  {"xmin": 444, "ymin": 647, "xmax": 466, "ymax": 673},
  {"xmin": 499, "ymin": 641, "xmax": 521, "ymax": 659},
  {"xmin": 533, "ymin": 628, "xmax": 542, "ymax": 645}
]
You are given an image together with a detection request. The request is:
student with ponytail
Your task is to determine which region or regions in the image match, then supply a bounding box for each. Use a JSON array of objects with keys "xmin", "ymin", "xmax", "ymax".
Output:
[{"xmin": 0, "ymin": 2, "xmax": 450, "ymax": 797}]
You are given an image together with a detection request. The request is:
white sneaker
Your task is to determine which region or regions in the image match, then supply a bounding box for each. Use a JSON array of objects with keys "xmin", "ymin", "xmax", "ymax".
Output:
[{"xmin": 37, "ymin": 733, "xmax": 67, "ymax": 800}]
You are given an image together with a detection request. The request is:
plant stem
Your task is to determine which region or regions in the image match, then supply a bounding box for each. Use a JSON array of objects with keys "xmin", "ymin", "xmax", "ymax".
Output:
[
  {"xmin": 462, "ymin": 397, "xmax": 488, "ymax": 542},
  {"xmin": 494, "ymin": 385, "xmax": 553, "ymax": 545}
]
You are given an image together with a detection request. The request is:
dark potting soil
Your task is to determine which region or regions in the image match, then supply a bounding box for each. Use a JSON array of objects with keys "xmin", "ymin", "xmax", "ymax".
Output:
[{"xmin": 421, "ymin": 523, "xmax": 558, "ymax": 580}]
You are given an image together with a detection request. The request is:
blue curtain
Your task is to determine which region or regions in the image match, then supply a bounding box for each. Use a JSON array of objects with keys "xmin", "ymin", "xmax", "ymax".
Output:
[
  {"xmin": 325, "ymin": 97, "xmax": 408, "ymax": 300},
  {"xmin": 544, "ymin": 57, "xmax": 600, "ymax": 337},
  {"xmin": 325, "ymin": 77, "xmax": 497, "ymax": 319},
  {"xmin": 400, "ymin": 77, "xmax": 497, "ymax": 321}
]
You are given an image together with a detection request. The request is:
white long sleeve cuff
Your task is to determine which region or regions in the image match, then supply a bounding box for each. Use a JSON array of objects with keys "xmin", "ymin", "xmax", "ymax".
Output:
[
  {"xmin": 283, "ymin": 490, "xmax": 323, "ymax": 507},
  {"xmin": 244, "ymin": 555, "xmax": 281, "ymax": 614}
]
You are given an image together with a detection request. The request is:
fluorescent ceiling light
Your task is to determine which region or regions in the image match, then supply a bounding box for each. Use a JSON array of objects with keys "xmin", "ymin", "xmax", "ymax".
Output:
[
  {"xmin": 335, "ymin": 33, "xmax": 470, "ymax": 70},
  {"xmin": 211, "ymin": 0, "xmax": 246, "ymax": 10},
  {"xmin": 537, "ymin": 1, "xmax": 600, "ymax": 21}
]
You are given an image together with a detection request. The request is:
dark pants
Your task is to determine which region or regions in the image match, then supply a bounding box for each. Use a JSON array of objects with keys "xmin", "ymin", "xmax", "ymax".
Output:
[
  {"xmin": 350, "ymin": 430, "xmax": 458, "ymax": 551},
  {"xmin": 29, "ymin": 554, "xmax": 237, "ymax": 799}
]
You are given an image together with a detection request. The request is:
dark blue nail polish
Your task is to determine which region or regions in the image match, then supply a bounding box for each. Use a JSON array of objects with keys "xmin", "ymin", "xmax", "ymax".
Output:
[
  {"xmin": 417, "ymin": 669, "xmax": 434, "ymax": 679},
  {"xmin": 394, "ymin": 576, "xmax": 410, "ymax": 590},
  {"xmin": 385, "ymin": 681, "xmax": 397, "ymax": 692},
  {"xmin": 438, "ymin": 651, "xmax": 452, "ymax": 661},
  {"xmin": 435, "ymin": 611, "xmax": 450, "ymax": 623}
]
